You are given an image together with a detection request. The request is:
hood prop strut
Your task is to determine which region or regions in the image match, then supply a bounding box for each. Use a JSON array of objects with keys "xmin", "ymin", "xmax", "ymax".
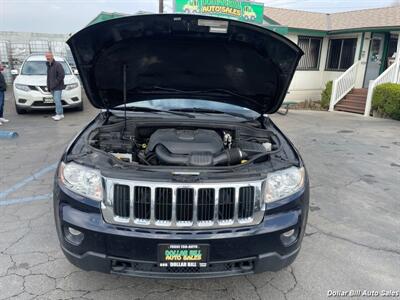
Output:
[{"xmin": 122, "ymin": 64, "xmax": 127, "ymax": 133}]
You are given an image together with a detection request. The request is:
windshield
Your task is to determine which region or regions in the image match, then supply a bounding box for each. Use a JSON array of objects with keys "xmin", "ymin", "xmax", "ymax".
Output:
[
  {"xmin": 117, "ymin": 99, "xmax": 260, "ymax": 119},
  {"xmin": 21, "ymin": 61, "xmax": 72, "ymax": 75}
]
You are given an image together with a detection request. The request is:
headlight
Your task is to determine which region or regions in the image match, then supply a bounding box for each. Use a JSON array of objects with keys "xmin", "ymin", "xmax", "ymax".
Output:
[
  {"xmin": 15, "ymin": 84, "xmax": 30, "ymax": 92},
  {"xmin": 264, "ymin": 167, "xmax": 305, "ymax": 203},
  {"xmin": 59, "ymin": 162, "xmax": 103, "ymax": 201},
  {"xmin": 65, "ymin": 83, "xmax": 79, "ymax": 90}
]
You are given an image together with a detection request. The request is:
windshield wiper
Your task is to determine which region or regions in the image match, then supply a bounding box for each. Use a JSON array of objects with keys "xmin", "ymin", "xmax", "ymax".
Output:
[
  {"xmin": 170, "ymin": 107, "xmax": 256, "ymax": 121},
  {"xmin": 111, "ymin": 106, "xmax": 195, "ymax": 118}
]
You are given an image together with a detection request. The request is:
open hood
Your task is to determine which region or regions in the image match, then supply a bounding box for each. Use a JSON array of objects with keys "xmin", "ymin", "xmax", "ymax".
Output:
[{"xmin": 67, "ymin": 14, "xmax": 303, "ymax": 114}]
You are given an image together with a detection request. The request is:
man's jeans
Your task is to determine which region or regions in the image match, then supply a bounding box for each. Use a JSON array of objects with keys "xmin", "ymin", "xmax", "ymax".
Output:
[
  {"xmin": 0, "ymin": 90, "xmax": 4, "ymax": 118},
  {"xmin": 51, "ymin": 90, "xmax": 63, "ymax": 115}
]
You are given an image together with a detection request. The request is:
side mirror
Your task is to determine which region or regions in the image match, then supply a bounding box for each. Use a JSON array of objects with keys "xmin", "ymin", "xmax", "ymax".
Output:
[
  {"xmin": 11, "ymin": 69, "xmax": 19, "ymax": 75},
  {"xmin": 73, "ymin": 69, "xmax": 79, "ymax": 75}
]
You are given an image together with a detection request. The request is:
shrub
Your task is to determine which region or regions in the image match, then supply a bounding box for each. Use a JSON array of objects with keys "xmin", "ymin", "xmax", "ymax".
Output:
[
  {"xmin": 320, "ymin": 81, "xmax": 332, "ymax": 110},
  {"xmin": 372, "ymin": 83, "xmax": 400, "ymax": 120}
]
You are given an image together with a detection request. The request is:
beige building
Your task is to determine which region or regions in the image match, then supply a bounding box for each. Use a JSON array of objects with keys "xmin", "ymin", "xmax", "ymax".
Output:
[{"xmin": 263, "ymin": 6, "xmax": 400, "ymax": 115}]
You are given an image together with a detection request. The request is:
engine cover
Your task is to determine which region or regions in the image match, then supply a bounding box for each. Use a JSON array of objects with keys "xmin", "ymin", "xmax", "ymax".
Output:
[{"xmin": 147, "ymin": 129, "xmax": 223, "ymax": 155}]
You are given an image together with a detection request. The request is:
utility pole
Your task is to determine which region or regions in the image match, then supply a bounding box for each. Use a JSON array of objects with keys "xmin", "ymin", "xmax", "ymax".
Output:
[{"xmin": 159, "ymin": 0, "xmax": 164, "ymax": 13}]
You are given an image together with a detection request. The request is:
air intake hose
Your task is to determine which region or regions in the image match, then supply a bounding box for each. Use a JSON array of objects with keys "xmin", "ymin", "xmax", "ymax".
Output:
[{"xmin": 154, "ymin": 145, "xmax": 246, "ymax": 166}]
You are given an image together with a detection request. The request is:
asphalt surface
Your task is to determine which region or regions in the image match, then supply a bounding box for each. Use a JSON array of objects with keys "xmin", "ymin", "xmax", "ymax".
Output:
[{"xmin": 0, "ymin": 90, "xmax": 399, "ymax": 300}]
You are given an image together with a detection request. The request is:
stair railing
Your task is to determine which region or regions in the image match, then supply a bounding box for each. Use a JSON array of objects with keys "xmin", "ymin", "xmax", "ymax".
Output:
[
  {"xmin": 329, "ymin": 61, "xmax": 360, "ymax": 112},
  {"xmin": 364, "ymin": 61, "xmax": 400, "ymax": 116}
]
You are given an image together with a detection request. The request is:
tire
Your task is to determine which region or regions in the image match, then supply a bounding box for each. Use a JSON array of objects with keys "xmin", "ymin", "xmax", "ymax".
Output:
[
  {"xmin": 75, "ymin": 101, "xmax": 84, "ymax": 112},
  {"xmin": 15, "ymin": 104, "xmax": 26, "ymax": 114}
]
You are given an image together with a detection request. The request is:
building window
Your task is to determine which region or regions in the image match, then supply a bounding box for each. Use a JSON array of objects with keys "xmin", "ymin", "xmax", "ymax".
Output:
[
  {"xmin": 297, "ymin": 36, "xmax": 322, "ymax": 70},
  {"xmin": 326, "ymin": 38, "xmax": 357, "ymax": 71}
]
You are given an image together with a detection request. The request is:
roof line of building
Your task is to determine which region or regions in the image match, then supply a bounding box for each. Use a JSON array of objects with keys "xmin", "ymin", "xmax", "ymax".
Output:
[
  {"xmin": 264, "ymin": 5, "xmax": 400, "ymax": 17},
  {"xmin": 264, "ymin": 5, "xmax": 400, "ymax": 32}
]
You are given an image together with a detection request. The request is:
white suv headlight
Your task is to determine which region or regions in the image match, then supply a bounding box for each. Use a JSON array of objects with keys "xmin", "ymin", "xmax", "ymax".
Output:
[
  {"xmin": 65, "ymin": 83, "xmax": 79, "ymax": 90},
  {"xmin": 59, "ymin": 162, "xmax": 103, "ymax": 201},
  {"xmin": 15, "ymin": 84, "xmax": 30, "ymax": 92},
  {"xmin": 264, "ymin": 167, "xmax": 305, "ymax": 203}
]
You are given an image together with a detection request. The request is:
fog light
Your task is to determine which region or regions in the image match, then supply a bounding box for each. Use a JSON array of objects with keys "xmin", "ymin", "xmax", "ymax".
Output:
[
  {"xmin": 280, "ymin": 228, "xmax": 298, "ymax": 247},
  {"xmin": 68, "ymin": 227, "xmax": 82, "ymax": 236},
  {"xmin": 64, "ymin": 226, "xmax": 84, "ymax": 245},
  {"xmin": 282, "ymin": 229, "xmax": 295, "ymax": 238},
  {"xmin": 18, "ymin": 99, "xmax": 27, "ymax": 103}
]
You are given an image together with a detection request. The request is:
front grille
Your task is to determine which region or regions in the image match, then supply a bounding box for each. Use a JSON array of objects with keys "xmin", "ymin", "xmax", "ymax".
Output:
[
  {"xmin": 103, "ymin": 179, "xmax": 265, "ymax": 229},
  {"xmin": 39, "ymin": 86, "xmax": 49, "ymax": 92}
]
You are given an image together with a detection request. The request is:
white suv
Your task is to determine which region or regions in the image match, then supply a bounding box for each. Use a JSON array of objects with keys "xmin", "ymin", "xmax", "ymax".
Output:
[{"xmin": 12, "ymin": 55, "xmax": 83, "ymax": 114}]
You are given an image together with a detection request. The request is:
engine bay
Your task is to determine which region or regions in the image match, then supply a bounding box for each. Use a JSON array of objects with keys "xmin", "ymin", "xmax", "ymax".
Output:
[{"xmin": 87, "ymin": 119, "xmax": 280, "ymax": 168}]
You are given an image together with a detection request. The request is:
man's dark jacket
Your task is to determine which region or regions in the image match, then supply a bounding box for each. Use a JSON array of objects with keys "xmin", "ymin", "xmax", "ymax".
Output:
[
  {"xmin": 46, "ymin": 60, "xmax": 65, "ymax": 92},
  {"xmin": 0, "ymin": 71, "xmax": 6, "ymax": 92}
]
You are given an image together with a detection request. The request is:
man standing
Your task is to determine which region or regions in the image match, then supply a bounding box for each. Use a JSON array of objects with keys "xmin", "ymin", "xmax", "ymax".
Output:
[
  {"xmin": 0, "ymin": 64, "xmax": 9, "ymax": 126},
  {"xmin": 46, "ymin": 52, "xmax": 65, "ymax": 121}
]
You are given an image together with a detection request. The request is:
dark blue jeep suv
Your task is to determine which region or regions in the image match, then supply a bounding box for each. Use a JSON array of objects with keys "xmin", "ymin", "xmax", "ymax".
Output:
[{"xmin": 54, "ymin": 14, "xmax": 309, "ymax": 278}]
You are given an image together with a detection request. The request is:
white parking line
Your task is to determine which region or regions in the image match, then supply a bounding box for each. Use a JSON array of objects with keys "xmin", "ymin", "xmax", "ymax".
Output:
[
  {"xmin": 0, "ymin": 193, "xmax": 52, "ymax": 206},
  {"xmin": 0, "ymin": 163, "xmax": 57, "ymax": 199}
]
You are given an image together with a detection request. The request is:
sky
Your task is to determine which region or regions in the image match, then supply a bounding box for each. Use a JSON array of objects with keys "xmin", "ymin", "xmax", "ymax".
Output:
[{"xmin": 0, "ymin": 0, "xmax": 398, "ymax": 34}]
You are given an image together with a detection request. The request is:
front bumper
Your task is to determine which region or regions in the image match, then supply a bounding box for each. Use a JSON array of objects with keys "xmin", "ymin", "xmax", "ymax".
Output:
[
  {"xmin": 54, "ymin": 181, "xmax": 309, "ymax": 278},
  {"xmin": 14, "ymin": 88, "xmax": 82, "ymax": 110}
]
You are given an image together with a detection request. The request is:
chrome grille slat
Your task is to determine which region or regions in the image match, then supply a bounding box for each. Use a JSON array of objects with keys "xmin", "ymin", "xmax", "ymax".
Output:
[
  {"xmin": 171, "ymin": 188, "xmax": 177, "ymax": 226},
  {"xmin": 234, "ymin": 187, "xmax": 239, "ymax": 222},
  {"xmin": 150, "ymin": 186, "xmax": 156, "ymax": 223},
  {"xmin": 192, "ymin": 188, "xmax": 198, "ymax": 225},
  {"xmin": 213, "ymin": 187, "xmax": 220, "ymax": 226},
  {"xmin": 103, "ymin": 179, "xmax": 265, "ymax": 229}
]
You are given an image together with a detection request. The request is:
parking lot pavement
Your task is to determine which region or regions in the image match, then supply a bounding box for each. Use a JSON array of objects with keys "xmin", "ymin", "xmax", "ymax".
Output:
[{"xmin": 0, "ymin": 90, "xmax": 399, "ymax": 300}]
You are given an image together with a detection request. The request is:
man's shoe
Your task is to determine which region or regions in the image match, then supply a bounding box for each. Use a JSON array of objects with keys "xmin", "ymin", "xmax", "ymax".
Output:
[
  {"xmin": 52, "ymin": 114, "xmax": 64, "ymax": 121},
  {"xmin": 0, "ymin": 118, "xmax": 9, "ymax": 123}
]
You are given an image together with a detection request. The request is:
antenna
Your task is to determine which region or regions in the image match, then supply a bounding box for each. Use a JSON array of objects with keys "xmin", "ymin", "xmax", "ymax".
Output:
[{"xmin": 123, "ymin": 64, "xmax": 127, "ymax": 132}]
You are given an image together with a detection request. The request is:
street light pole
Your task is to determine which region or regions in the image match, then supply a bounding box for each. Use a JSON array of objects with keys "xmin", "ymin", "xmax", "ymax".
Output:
[{"xmin": 159, "ymin": 0, "xmax": 164, "ymax": 13}]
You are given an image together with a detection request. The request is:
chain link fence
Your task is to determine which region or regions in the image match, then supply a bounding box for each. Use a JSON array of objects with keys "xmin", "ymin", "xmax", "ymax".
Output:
[{"xmin": 0, "ymin": 34, "xmax": 73, "ymax": 84}]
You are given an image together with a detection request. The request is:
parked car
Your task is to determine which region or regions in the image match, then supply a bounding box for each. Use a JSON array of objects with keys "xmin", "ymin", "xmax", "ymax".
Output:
[
  {"xmin": 54, "ymin": 14, "xmax": 309, "ymax": 278},
  {"xmin": 12, "ymin": 55, "xmax": 83, "ymax": 114}
]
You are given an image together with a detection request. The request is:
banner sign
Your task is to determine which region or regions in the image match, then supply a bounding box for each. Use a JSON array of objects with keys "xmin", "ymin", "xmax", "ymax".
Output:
[{"xmin": 174, "ymin": 0, "xmax": 265, "ymax": 24}]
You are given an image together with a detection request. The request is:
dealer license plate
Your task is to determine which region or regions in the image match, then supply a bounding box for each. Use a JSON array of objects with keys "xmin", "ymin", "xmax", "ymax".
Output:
[
  {"xmin": 158, "ymin": 244, "xmax": 209, "ymax": 268},
  {"xmin": 43, "ymin": 97, "xmax": 54, "ymax": 103}
]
